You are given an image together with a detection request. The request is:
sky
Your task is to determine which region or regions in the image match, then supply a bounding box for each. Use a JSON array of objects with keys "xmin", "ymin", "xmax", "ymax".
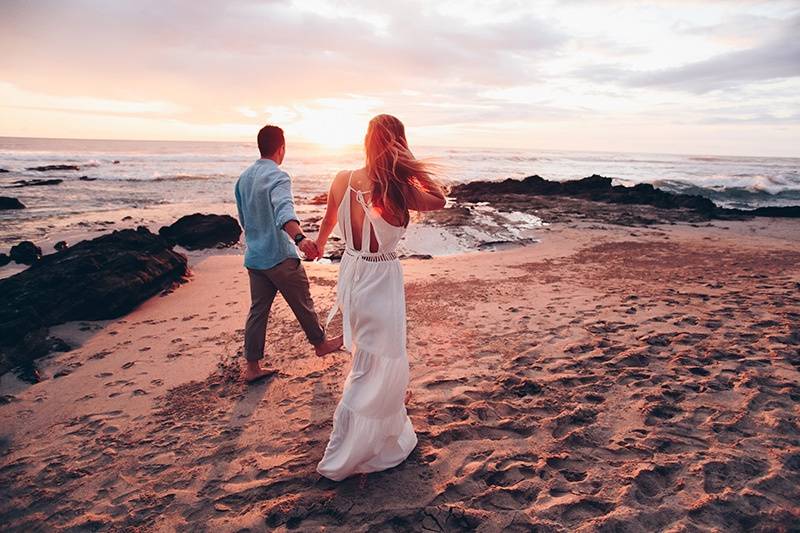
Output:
[{"xmin": 1, "ymin": 0, "xmax": 799, "ymax": 157}]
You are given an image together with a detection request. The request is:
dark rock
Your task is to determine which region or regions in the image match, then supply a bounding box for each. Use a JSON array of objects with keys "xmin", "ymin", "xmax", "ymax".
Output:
[
  {"xmin": 0, "ymin": 168, "xmax": 9, "ymax": 173},
  {"xmin": 0, "ymin": 329, "xmax": 71, "ymax": 382},
  {"xmin": 112, "ymin": 160, "xmax": 120, "ymax": 164},
  {"xmin": 310, "ymin": 193, "xmax": 328, "ymax": 205},
  {"xmin": 55, "ymin": 241, "xmax": 68, "ymax": 251},
  {"xmin": 741, "ymin": 206, "xmax": 800, "ymax": 218},
  {"xmin": 421, "ymin": 206, "xmax": 472, "ymax": 226},
  {"xmin": 159, "ymin": 213, "xmax": 242, "ymax": 250},
  {"xmin": 10, "ymin": 241, "xmax": 42, "ymax": 265},
  {"xmin": 453, "ymin": 174, "xmax": 715, "ymax": 215},
  {"xmin": 0, "ymin": 228, "xmax": 187, "ymax": 358},
  {"xmin": 402, "ymin": 254, "xmax": 433, "ymax": 260},
  {"xmin": 451, "ymin": 175, "xmax": 800, "ymax": 219},
  {"xmin": 0, "ymin": 196, "xmax": 25, "ymax": 209},
  {"xmin": 78, "ymin": 175, "xmax": 97, "ymax": 181},
  {"xmin": 12, "ymin": 179, "xmax": 63, "ymax": 187},
  {"xmin": 0, "ymin": 254, "xmax": 9, "ymax": 267},
  {"xmin": 26, "ymin": 164, "xmax": 79, "ymax": 172}
]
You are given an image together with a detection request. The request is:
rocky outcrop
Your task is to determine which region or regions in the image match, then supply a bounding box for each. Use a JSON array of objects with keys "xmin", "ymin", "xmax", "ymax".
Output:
[
  {"xmin": 26, "ymin": 164, "xmax": 80, "ymax": 172},
  {"xmin": 0, "ymin": 227, "xmax": 187, "ymax": 375},
  {"xmin": 0, "ymin": 168, "xmax": 8, "ymax": 173},
  {"xmin": 738, "ymin": 206, "xmax": 800, "ymax": 218},
  {"xmin": 12, "ymin": 179, "xmax": 63, "ymax": 187},
  {"xmin": 10, "ymin": 241, "xmax": 42, "ymax": 265},
  {"xmin": 0, "ymin": 254, "xmax": 9, "ymax": 267},
  {"xmin": 0, "ymin": 329, "xmax": 70, "ymax": 381},
  {"xmin": 310, "ymin": 193, "xmax": 328, "ymax": 205},
  {"xmin": 451, "ymin": 175, "xmax": 800, "ymax": 219},
  {"xmin": 0, "ymin": 196, "xmax": 25, "ymax": 209},
  {"xmin": 159, "ymin": 213, "xmax": 242, "ymax": 250}
]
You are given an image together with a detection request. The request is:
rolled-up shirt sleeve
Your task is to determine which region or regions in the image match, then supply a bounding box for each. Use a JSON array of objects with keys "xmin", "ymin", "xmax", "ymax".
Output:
[{"xmin": 270, "ymin": 172, "xmax": 299, "ymax": 229}]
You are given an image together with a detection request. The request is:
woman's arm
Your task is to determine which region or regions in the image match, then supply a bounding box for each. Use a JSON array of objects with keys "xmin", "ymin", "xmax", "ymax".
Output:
[
  {"xmin": 404, "ymin": 180, "xmax": 447, "ymax": 212},
  {"xmin": 315, "ymin": 171, "xmax": 348, "ymax": 258}
]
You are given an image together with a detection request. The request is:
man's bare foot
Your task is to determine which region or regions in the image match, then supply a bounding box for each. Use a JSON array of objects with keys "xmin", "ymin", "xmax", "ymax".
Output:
[
  {"xmin": 314, "ymin": 335, "xmax": 344, "ymax": 357},
  {"xmin": 243, "ymin": 361, "xmax": 276, "ymax": 384}
]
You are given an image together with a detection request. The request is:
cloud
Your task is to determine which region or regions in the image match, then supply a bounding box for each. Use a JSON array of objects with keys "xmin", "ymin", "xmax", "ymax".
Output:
[
  {"xmin": 630, "ymin": 17, "xmax": 800, "ymax": 92},
  {"xmin": 574, "ymin": 15, "xmax": 800, "ymax": 93},
  {"xmin": 0, "ymin": 0, "xmax": 566, "ymax": 101},
  {"xmin": 0, "ymin": 0, "xmax": 798, "ymax": 155}
]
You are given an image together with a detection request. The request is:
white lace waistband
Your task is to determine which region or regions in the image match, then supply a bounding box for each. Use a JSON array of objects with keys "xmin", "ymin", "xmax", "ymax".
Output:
[{"xmin": 343, "ymin": 248, "xmax": 398, "ymax": 262}]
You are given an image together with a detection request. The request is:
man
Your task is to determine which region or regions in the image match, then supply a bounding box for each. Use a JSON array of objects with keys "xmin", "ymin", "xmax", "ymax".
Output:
[{"xmin": 235, "ymin": 125, "xmax": 342, "ymax": 383}]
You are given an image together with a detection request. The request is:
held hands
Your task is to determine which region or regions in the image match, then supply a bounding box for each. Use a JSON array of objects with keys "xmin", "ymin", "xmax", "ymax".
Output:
[{"xmin": 298, "ymin": 238, "xmax": 319, "ymax": 260}]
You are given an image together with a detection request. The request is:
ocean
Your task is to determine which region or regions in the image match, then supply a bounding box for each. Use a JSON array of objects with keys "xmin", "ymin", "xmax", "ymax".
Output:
[{"xmin": 1, "ymin": 136, "xmax": 799, "ymax": 260}]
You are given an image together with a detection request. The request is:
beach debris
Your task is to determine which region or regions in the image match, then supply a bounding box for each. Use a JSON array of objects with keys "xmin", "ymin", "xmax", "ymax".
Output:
[
  {"xmin": 55, "ymin": 241, "xmax": 68, "ymax": 251},
  {"xmin": 79, "ymin": 175, "xmax": 97, "ymax": 181},
  {"xmin": 10, "ymin": 241, "xmax": 42, "ymax": 265},
  {"xmin": 0, "ymin": 196, "xmax": 25, "ymax": 209},
  {"xmin": 159, "ymin": 213, "xmax": 242, "ymax": 250}
]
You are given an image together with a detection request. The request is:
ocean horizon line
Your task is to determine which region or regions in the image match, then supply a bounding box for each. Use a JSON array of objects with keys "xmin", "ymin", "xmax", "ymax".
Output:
[{"xmin": 1, "ymin": 135, "xmax": 798, "ymax": 161}]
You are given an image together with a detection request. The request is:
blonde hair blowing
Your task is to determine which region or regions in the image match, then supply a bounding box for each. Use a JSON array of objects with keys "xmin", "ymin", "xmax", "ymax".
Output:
[{"xmin": 365, "ymin": 114, "xmax": 446, "ymax": 226}]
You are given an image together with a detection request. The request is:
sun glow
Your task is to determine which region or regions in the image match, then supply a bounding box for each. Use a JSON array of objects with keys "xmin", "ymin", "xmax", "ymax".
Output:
[{"xmin": 264, "ymin": 97, "xmax": 380, "ymax": 151}]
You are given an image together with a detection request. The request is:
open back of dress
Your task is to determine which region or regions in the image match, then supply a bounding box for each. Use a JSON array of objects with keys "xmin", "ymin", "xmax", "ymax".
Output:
[{"xmin": 339, "ymin": 172, "xmax": 405, "ymax": 255}]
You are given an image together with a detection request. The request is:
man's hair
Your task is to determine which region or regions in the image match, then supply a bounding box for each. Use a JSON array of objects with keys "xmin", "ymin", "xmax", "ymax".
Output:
[{"xmin": 257, "ymin": 125, "xmax": 285, "ymax": 157}]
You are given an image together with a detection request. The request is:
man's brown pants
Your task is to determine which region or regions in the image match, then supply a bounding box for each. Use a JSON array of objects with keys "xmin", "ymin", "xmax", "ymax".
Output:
[{"xmin": 244, "ymin": 258, "xmax": 325, "ymax": 362}]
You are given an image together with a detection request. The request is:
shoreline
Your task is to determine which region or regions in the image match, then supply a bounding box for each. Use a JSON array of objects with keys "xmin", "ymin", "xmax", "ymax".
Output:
[{"xmin": 1, "ymin": 215, "xmax": 799, "ymax": 530}]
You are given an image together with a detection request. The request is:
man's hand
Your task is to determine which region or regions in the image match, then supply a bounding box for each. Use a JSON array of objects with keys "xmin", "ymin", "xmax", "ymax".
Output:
[{"xmin": 298, "ymin": 238, "xmax": 319, "ymax": 260}]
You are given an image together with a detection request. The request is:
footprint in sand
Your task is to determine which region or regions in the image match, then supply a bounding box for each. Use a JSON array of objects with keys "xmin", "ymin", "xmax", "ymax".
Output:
[{"xmin": 629, "ymin": 463, "xmax": 681, "ymax": 503}]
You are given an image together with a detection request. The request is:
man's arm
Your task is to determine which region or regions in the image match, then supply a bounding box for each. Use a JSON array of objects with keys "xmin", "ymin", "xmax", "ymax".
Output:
[
  {"xmin": 270, "ymin": 172, "xmax": 301, "ymax": 234},
  {"xmin": 270, "ymin": 172, "xmax": 318, "ymax": 258}
]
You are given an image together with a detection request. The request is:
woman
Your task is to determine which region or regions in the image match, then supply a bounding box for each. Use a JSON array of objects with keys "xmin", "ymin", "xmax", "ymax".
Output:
[{"xmin": 314, "ymin": 114, "xmax": 447, "ymax": 481}]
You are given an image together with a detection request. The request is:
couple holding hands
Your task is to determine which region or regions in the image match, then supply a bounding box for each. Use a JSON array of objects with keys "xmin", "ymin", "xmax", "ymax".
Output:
[{"xmin": 234, "ymin": 114, "xmax": 447, "ymax": 481}]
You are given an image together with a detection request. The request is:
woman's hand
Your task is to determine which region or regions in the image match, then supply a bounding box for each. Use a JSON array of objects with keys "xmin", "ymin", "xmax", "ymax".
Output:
[{"xmin": 315, "ymin": 238, "xmax": 326, "ymax": 260}]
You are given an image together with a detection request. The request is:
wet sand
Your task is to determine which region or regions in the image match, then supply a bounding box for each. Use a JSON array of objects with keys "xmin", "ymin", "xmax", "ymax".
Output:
[{"xmin": 1, "ymin": 216, "xmax": 799, "ymax": 532}]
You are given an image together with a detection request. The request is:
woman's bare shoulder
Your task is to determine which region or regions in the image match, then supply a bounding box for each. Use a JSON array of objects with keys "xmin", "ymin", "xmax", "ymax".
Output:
[
  {"xmin": 330, "ymin": 170, "xmax": 350, "ymax": 188},
  {"xmin": 327, "ymin": 170, "xmax": 350, "ymax": 203}
]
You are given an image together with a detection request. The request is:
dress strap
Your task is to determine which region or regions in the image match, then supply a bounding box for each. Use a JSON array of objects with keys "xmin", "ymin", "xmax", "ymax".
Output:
[{"xmin": 342, "ymin": 172, "xmax": 354, "ymax": 246}]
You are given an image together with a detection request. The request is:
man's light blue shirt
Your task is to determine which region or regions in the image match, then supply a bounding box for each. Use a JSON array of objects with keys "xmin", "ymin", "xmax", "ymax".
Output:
[{"xmin": 234, "ymin": 159, "xmax": 299, "ymax": 270}]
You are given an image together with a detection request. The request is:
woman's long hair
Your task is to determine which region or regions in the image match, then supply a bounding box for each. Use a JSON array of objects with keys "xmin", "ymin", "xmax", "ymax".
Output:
[{"xmin": 364, "ymin": 114, "xmax": 445, "ymax": 226}]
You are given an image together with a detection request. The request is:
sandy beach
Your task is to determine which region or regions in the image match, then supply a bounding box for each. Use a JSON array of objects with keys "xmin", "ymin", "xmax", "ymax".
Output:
[{"xmin": 1, "ymin": 212, "xmax": 799, "ymax": 532}]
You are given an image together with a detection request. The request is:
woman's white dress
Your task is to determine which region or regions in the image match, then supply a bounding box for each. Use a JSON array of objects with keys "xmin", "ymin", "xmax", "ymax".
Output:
[{"xmin": 316, "ymin": 173, "xmax": 417, "ymax": 481}]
